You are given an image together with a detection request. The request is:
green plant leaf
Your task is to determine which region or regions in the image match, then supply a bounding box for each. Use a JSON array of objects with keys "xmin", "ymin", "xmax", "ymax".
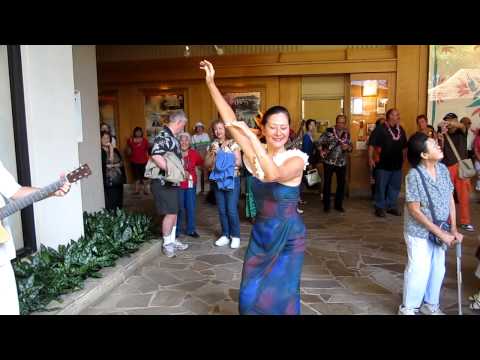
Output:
[{"xmin": 14, "ymin": 209, "xmax": 152, "ymax": 315}]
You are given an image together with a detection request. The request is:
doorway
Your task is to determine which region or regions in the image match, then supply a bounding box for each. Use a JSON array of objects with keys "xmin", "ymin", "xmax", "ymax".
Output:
[{"xmin": 348, "ymin": 73, "xmax": 396, "ymax": 196}]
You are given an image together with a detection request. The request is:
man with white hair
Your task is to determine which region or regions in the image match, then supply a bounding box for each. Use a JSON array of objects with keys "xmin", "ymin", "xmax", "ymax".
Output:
[
  {"xmin": 191, "ymin": 121, "xmax": 211, "ymax": 194},
  {"xmin": 151, "ymin": 110, "xmax": 189, "ymax": 257}
]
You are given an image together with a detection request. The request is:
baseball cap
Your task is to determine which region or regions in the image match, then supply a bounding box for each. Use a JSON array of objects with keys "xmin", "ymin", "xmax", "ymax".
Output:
[
  {"xmin": 443, "ymin": 112, "xmax": 458, "ymax": 120},
  {"xmin": 194, "ymin": 122, "xmax": 205, "ymax": 129}
]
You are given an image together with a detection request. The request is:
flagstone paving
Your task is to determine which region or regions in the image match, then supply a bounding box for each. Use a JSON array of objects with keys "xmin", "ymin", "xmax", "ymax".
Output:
[{"xmin": 81, "ymin": 189, "xmax": 480, "ymax": 315}]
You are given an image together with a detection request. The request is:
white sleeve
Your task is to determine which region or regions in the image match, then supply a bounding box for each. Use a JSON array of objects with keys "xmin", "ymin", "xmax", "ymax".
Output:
[
  {"xmin": 274, "ymin": 149, "xmax": 309, "ymax": 170},
  {"xmin": 0, "ymin": 161, "xmax": 21, "ymax": 199},
  {"xmin": 243, "ymin": 149, "xmax": 309, "ymax": 182}
]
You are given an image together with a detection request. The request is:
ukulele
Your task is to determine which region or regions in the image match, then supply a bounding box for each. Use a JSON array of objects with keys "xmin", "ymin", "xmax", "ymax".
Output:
[{"xmin": 0, "ymin": 164, "xmax": 92, "ymax": 244}]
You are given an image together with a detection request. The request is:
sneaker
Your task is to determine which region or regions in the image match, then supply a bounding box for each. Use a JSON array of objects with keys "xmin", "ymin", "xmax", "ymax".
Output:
[
  {"xmin": 419, "ymin": 303, "xmax": 445, "ymax": 315},
  {"xmin": 470, "ymin": 299, "xmax": 480, "ymax": 311},
  {"xmin": 230, "ymin": 237, "xmax": 240, "ymax": 249},
  {"xmin": 174, "ymin": 240, "xmax": 189, "ymax": 251},
  {"xmin": 296, "ymin": 207, "xmax": 304, "ymax": 214},
  {"xmin": 215, "ymin": 236, "xmax": 230, "ymax": 247},
  {"xmin": 468, "ymin": 291, "xmax": 480, "ymax": 302},
  {"xmin": 375, "ymin": 207, "xmax": 386, "ymax": 218},
  {"xmin": 398, "ymin": 305, "xmax": 417, "ymax": 315},
  {"xmin": 187, "ymin": 232, "xmax": 200, "ymax": 238},
  {"xmin": 162, "ymin": 244, "xmax": 176, "ymax": 258},
  {"xmin": 387, "ymin": 208, "xmax": 402, "ymax": 216},
  {"xmin": 460, "ymin": 224, "xmax": 475, "ymax": 232},
  {"xmin": 335, "ymin": 207, "xmax": 345, "ymax": 213}
]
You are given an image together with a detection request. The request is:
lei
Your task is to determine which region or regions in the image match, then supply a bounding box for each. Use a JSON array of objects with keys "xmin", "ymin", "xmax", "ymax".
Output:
[
  {"xmin": 333, "ymin": 127, "xmax": 349, "ymax": 145},
  {"xmin": 386, "ymin": 123, "xmax": 401, "ymax": 141}
]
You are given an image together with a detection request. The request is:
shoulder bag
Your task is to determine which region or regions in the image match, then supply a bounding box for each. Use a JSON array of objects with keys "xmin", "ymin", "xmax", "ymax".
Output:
[{"xmin": 445, "ymin": 133, "xmax": 476, "ymax": 179}]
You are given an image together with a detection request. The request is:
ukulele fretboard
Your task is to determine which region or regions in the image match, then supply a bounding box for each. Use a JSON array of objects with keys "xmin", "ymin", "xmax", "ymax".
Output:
[{"xmin": 0, "ymin": 180, "xmax": 63, "ymax": 221}]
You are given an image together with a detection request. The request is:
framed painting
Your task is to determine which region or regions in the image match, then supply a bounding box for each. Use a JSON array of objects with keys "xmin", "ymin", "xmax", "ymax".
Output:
[
  {"xmin": 376, "ymin": 97, "xmax": 388, "ymax": 114},
  {"xmin": 140, "ymin": 88, "xmax": 186, "ymax": 144},
  {"xmin": 220, "ymin": 90, "xmax": 263, "ymax": 130}
]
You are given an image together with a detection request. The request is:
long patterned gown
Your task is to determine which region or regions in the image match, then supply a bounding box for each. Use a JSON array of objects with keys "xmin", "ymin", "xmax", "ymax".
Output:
[{"xmin": 239, "ymin": 150, "xmax": 308, "ymax": 315}]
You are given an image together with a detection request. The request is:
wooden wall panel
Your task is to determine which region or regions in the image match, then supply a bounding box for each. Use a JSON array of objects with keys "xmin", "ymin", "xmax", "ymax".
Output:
[
  {"xmin": 396, "ymin": 46, "xmax": 428, "ymax": 137},
  {"xmin": 279, "ymin": 77, "xmax": 301, "ymax": 130},
  {"xmin": 96, "ymin": 46, "xmax": 429, "ymax": 191}
]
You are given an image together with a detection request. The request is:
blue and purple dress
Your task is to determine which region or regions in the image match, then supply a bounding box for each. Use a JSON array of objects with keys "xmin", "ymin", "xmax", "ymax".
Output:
[{"xmin": 239, "ymin": 150, "xmax": 308, "ymax": 315}]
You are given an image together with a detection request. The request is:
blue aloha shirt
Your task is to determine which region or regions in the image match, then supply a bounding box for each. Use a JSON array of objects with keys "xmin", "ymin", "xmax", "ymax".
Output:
[{"xmin": 404, "ymin": 162, "xmax": 454, "ymax": 239}]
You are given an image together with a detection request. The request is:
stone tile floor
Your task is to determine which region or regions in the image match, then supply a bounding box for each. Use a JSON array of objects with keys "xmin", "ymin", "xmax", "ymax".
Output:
[{"xmin": 81, "ymin": 188, "xmax": 480, "ymax": 315}]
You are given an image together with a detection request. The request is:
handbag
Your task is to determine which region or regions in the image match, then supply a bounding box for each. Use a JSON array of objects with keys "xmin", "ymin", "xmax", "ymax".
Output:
[
  {"xmin": 105, "ymin": 150, "xmax": 126, "ymax": 187},
  {"xmin": 144, "ymin": 158, "xmax": 162, "ymax": 179},
  {"xmin": 106, "ymin": 166, "xmax": 124, "ymax": 187},
  {"xmin": 305, "ymin": 169, "xmax": 321, "ymax": 186},
  {"xmin": 445, "ymin": 133, "xmax": 476, "ymax": 179},
  {"xmin": 415, "ymin": 168, "xmax": 449, "ymax": 249}
]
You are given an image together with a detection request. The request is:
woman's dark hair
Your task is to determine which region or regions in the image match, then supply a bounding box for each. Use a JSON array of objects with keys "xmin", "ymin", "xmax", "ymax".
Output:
[
  {"xmin": 261, "ymin": 106, "xmax": 291, "ymax": 126},
  {"xmin": 305, "ymin": 119, "xmax": 316, "ymax": 131},
  {"xmin": 100, "ymin": 122, "xmax": 111, "ymax": 131},
  {"xmin": 100, "ymin": 130, "xmax": 112, "ymax": 142},
  {"xmin": 375, "ymin": 117, "xmax": 385, "ymax": 126},
  {"xmin": 407, "ymin": 132, "xmax": 429, "ymax": 168},
  {"xmin": 133, "ymin": 127, "xmax": 143, "ymax": 137}
]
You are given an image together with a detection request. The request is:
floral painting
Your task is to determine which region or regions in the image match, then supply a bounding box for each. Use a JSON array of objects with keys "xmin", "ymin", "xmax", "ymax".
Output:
[{"xmin": 427, "ymin": 45, "xmax": 480, "ymax": 132}]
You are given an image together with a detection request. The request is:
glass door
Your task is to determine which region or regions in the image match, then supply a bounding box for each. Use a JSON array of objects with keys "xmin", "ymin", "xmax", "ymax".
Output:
[{"xmin": 348, "ymin": 73, "xmax": 396, "ymax": 195}]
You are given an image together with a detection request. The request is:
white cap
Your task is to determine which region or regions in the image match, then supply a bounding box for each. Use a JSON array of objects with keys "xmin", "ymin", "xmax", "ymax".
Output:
[{"xmin": 194, "ymin": 122, "xmax": 205, "ymax": 129}]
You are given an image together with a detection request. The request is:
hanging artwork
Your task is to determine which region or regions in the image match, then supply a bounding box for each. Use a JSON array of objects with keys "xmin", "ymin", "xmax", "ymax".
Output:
[
  {"xmin": 142, "ymin": 90, "xmax": 186, "ymax": 144},
  {"xmin": 427, "ymin": 45, "xmax": 480, "ymax": 131},
  {"xmin": 222, "ymin": 91, "xmax": 261, "ymax": 130},
  {"xmin": 376, "ymin": 98, "xmax": 388, "ymax": 114}
]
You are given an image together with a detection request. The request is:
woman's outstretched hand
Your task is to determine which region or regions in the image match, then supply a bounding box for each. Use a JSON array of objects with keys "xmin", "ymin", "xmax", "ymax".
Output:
[{"xmin": 200, "ymin": 60, "xmax": 215, "ymax": 84}]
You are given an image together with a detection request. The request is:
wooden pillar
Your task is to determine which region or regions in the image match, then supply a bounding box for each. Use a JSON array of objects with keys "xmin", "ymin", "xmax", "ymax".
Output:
[{"xmin": 396, "ymin": 45, "xmax": 429, "ymax": 137}]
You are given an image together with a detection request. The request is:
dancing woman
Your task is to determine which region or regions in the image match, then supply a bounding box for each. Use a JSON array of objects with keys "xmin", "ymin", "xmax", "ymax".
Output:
[{"xmin": 200, "ymin": 60, "xmax": 309, "ymax": 315}]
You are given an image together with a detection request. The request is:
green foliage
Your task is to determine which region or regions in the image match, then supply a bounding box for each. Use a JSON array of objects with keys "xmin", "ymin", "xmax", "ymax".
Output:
[{"xmin": 13, "ymin": 209, "xmax": 153, "ymax": 315}]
